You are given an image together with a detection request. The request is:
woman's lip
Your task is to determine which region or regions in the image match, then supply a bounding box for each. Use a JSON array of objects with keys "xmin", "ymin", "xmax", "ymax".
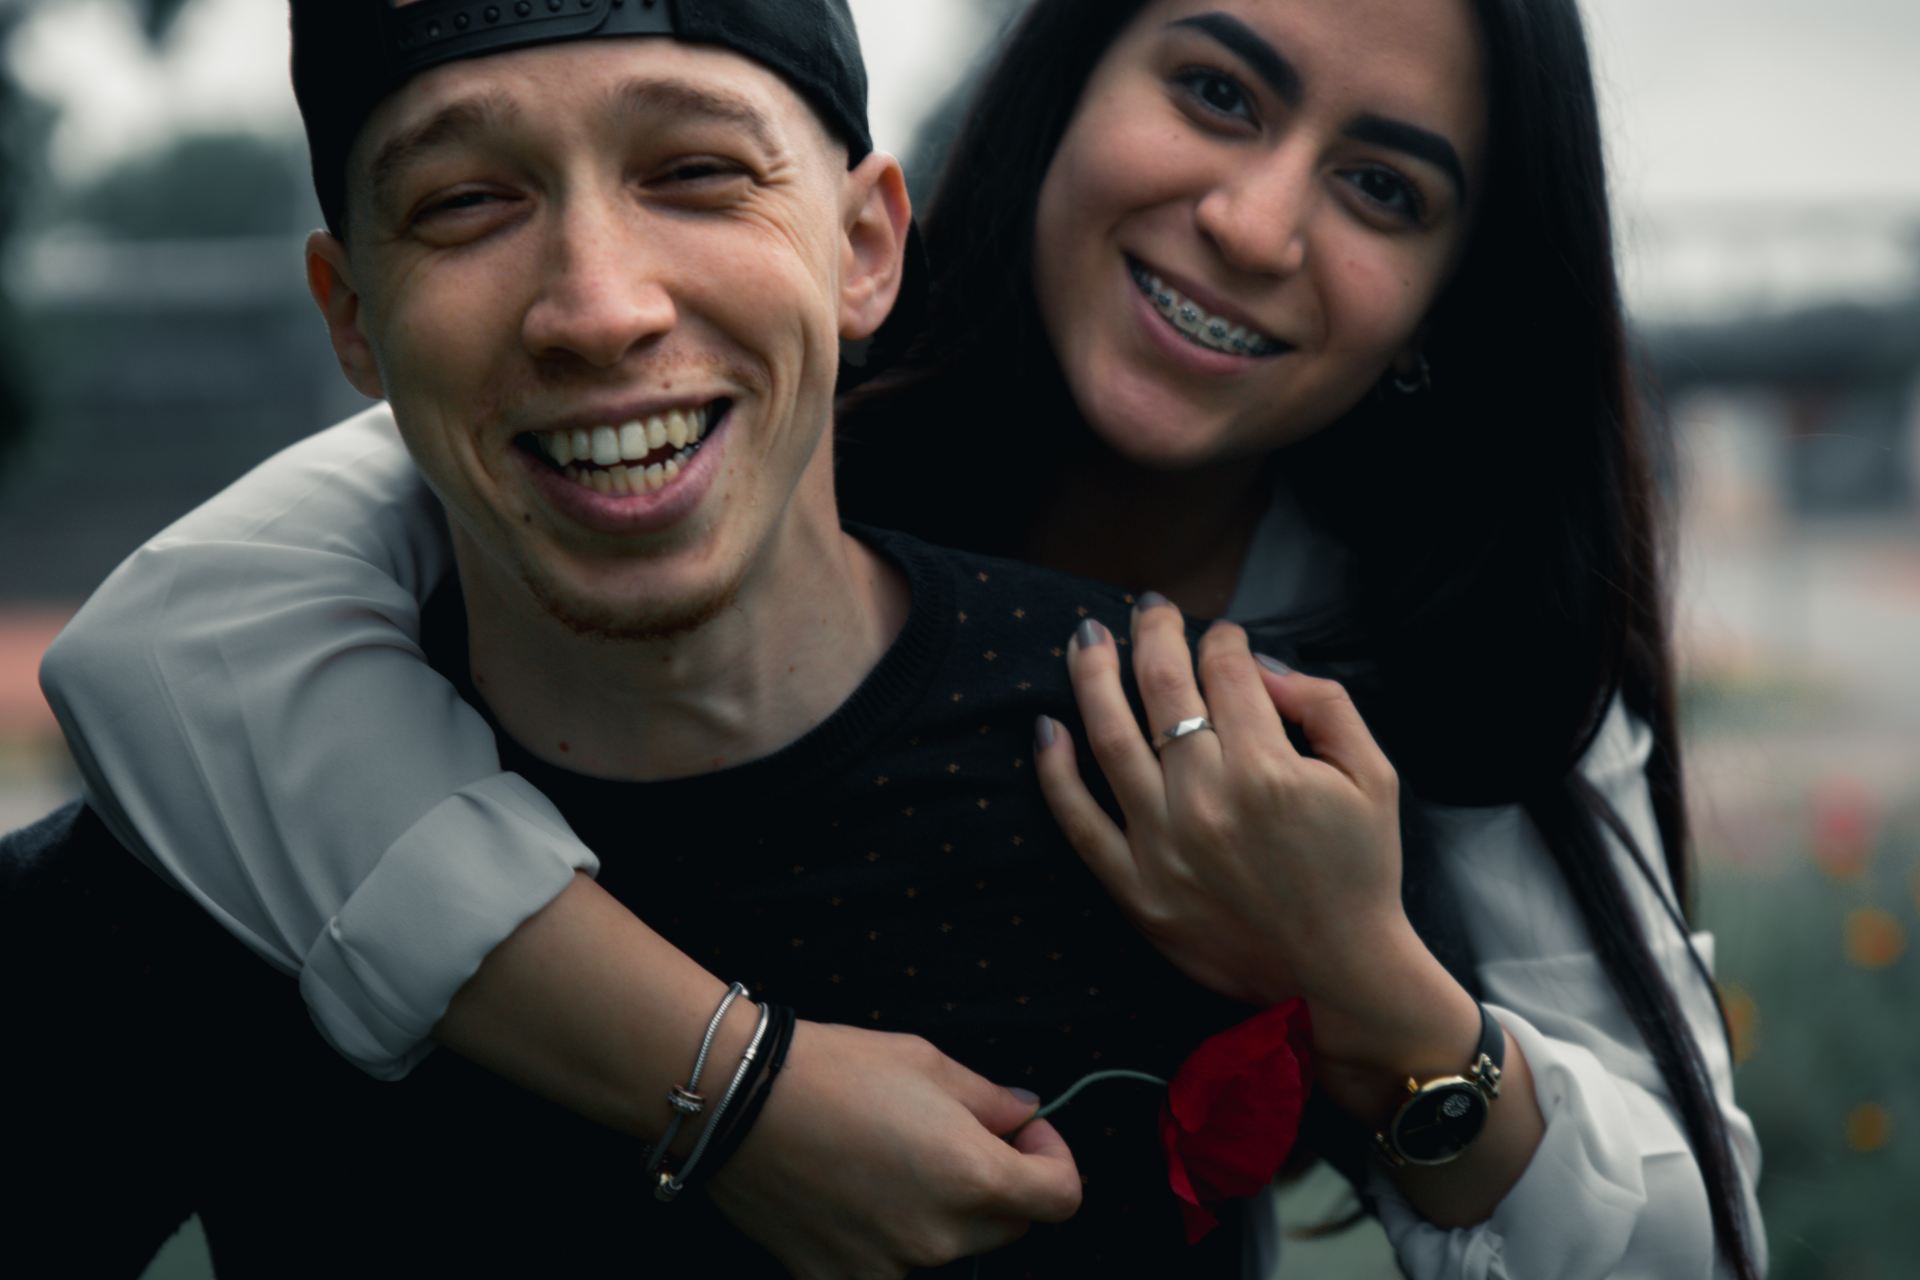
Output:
[
  {"xmin": 1125, "ymin": 254, "xmax": 1284, "ymax": 343},
  {"xmin": 1124, "ymin": 259, "xmax": 1282, "ymax": 376},
  {"xmin": 515, "ymin": 407, "xmax": 728, "ymax": 536}
]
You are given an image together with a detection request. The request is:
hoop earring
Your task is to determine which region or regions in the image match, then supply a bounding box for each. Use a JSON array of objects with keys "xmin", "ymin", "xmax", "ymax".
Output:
[{"xmin": 1392, "ymin": 353, "xmax": 1432, "ymax": 396}]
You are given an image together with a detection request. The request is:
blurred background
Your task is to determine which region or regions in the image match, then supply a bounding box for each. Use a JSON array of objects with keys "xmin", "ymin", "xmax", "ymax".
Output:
[{"xmin": 0, "ymin": 0, "xmax": 1915, "ymax": 1275}]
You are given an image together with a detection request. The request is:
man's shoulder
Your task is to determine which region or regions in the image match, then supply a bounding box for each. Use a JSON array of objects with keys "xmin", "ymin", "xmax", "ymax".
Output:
[
  {"xmin": 0, "ymin": 799, "xmax": 278, "ymax": 999},
  {"xmin": 2, "ymin": 798, "xmax": 118, "ymax": 890},
  {"xmin": 857, "ymin": 524, "xmax": 1141, "ymax": 641}
]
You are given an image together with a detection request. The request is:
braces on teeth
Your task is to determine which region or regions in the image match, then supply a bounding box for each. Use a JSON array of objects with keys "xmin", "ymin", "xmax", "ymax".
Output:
[
  {"xmin": 1128, "ymin": 262, "xmax": 1285, "ymax": 357},
  {"xmin": 535, "ymin": 404, "xmax": 717, "ymax": 496}
]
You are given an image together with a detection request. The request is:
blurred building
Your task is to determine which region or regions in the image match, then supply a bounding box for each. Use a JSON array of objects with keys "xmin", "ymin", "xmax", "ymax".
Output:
[{"xmin": 1638, "ymin": 207, "xmax": 1920, "ymax": 530}]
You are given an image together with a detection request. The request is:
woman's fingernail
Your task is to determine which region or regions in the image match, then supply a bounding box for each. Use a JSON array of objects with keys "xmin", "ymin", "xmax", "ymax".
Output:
[
  {"xmin": 1009, "ymin": 1087, "xmax": 1041, "ymax": 1106},
  {"xmin": 1256, "ymin": 654, "xmax": 1294, "ymax": 676},
  {"xmin": 1034, "ymin": 715, "xmax": 1058, "ymax": 751},
  {"xmin": 1075, "ymin": 619, "xmax": 1110, "ymax": 649},
  {"xmin": 1135, "ymin": 591, "xmax": 1173, "ymax": 612}
]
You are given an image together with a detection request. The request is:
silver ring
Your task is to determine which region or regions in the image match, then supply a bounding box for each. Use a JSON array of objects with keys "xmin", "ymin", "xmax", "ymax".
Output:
[{"xmin": 1154, "ymin": 716, "xmax": 1216, "ymax": 754}]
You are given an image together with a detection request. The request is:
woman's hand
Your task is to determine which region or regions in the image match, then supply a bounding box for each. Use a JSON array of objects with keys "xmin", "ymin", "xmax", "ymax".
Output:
[
  {"xmin": 1032, "ymin": 598, "xmax": 1407, "ymax": 1009},
  {"xmin": 708, "ymin": 1021, "xmax": 1083, "ymax": 1280}
]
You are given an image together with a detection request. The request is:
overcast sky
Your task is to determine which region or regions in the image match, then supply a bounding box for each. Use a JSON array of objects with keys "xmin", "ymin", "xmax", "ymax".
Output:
[{"xmin": 11, "ymin": 0, "xmax": 1920, "ymax": 312}]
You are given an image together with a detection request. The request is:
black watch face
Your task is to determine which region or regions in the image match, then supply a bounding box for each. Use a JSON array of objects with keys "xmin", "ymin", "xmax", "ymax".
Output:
[{"xmin": 1390, "ymin": 1081, "xmax": 1490, "ymax": 1165}]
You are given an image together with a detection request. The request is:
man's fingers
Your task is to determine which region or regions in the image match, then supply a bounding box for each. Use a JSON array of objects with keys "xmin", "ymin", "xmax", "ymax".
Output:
[
  {"xmin": 1032, "ymin": 717, "xmax": 1144, "ymax": 907},
  {"xmin": 1260, "ymin": 668, "xmax": 1394, "ymax": 793}
]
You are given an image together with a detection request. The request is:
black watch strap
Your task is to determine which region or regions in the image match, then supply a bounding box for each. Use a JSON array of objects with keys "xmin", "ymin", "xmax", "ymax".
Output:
[{"xmin": 1474, "ymin": 1001, "xmax": 1506, "ymax": 1077}]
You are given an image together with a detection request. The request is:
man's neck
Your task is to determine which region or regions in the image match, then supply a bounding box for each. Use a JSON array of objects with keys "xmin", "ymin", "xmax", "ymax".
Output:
[{"xmin": 455, "ymin": 479, "xmax": 910, "ymax": 782}]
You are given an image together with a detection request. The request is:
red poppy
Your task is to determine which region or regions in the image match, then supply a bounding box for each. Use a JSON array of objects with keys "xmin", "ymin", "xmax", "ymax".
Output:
[{"xmin": 1157, "ymin": 999, "xmax": 1314, "ymax": 1244}]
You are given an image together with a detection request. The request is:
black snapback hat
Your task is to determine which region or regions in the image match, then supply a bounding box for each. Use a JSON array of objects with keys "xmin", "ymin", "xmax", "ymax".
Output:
[{"xmin": 291, "ymin": 0, "xmax": 874, "ymax": 232}]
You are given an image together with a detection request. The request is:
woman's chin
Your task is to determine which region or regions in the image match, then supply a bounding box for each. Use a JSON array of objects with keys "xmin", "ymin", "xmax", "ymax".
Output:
[{"xmin": 1083, "ymin": 402, "xmax": 1242, "ymax": 474}]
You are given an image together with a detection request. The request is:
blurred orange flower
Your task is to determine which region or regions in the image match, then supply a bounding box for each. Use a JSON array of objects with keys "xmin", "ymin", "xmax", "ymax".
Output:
[
  {"xmin": 1846, "ymin": 1103, "xmax": 1893, "ymax": 1153},
  {"xmin": 1809, "ymin": 778, "xmax": 1878, "ymax": 881},
  {"xmin": 1844, "ymin": 908, "xmax": 1906, "ymax": 970},
  {"xmin": 1719, "ymin": 984, "xmax": 1759, "ymax": 1065}
]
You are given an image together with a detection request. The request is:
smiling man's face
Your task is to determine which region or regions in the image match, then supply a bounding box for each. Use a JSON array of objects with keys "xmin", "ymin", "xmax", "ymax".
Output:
[{"xmin": 309, "ymin": 35, "xmax": 901, "ymax": 639}]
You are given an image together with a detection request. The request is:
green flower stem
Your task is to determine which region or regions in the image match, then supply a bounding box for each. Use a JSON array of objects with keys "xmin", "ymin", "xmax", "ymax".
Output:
[
  {"xmin": 1032, "ymin": 1069, "xmax": 1168, "ymax": 1121},
  {"xmin": 975, "ymin": 1069, "xmax": 1171, "ymax": 1279}
]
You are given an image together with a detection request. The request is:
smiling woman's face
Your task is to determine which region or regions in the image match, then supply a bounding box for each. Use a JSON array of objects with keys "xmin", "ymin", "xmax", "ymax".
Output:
[{"xmin": 1032, "ymin": 0, "xmax": 1488, "ymax": 471}]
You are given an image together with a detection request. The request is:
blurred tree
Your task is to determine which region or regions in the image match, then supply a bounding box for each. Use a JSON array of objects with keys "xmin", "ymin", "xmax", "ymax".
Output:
[
  {"xmin": 904, "ymin": 0, "xmax": 1026, "ymax": 204},
  {"xmin": 0, "ymin": 0, "xmax": 191, "ymax": 479},
  {"xmin": 56, "ymin": 130, "xmax": 309, "ymax": 241}
]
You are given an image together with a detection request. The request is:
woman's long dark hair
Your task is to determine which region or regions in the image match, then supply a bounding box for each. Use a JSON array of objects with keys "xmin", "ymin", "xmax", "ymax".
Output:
[{"xmin": 840, "ymin": 1, "xmax": 1760, "ymax": 1275}]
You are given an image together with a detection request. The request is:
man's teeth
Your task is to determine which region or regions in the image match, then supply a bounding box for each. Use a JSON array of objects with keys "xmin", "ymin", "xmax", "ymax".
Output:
[
  {"xmin": 536, "ymin": 405, "xmax": 714, "ymax": 494},
  {"xmin": 1128, "ymin": 262, "xmax": 1285, "ymax": 357}
]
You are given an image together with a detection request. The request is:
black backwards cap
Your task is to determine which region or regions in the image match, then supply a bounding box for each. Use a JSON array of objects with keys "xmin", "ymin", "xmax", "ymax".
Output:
[{"xmin": 291, "ymin": 0, "xmax": 874, "ymax": 233}]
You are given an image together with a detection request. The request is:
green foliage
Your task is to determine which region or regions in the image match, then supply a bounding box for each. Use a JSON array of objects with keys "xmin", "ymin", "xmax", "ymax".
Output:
[
  {"xmin": 1701, "ymin": 795, "xmax": 1920, "ymax": 1279},
  {"xmin": 139, "ymin": 0, "xmax": 194, "ymax": 41}
]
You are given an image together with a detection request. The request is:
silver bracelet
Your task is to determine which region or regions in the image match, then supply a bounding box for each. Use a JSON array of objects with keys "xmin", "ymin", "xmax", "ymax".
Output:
[
  {"xmin": 656, "ymin": 1001, "xmax": 773, "ymax": 1201},
  {"xmin": 646, "ymin": 981, "xmax": 748, "ymax": 1173}
]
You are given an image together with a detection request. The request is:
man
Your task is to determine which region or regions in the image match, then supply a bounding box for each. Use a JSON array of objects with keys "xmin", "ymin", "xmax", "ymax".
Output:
[{"xmin": 3, "ymin": 2, "xmax": 1251, "ymax": 1275}]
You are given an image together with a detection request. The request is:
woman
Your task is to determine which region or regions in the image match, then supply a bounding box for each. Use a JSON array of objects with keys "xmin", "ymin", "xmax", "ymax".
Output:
[{"xmin": 40, "ymin": 0, "xmax": 1762, "ymax": 1276}]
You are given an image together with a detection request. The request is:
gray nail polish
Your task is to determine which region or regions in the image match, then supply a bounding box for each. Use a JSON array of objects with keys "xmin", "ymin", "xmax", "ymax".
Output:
[
  {"xmin": 1135, "ymin": 591, "xmax": 1173, "ymax": 612},
  {"xmin": 1256, "ymin": 654, "xmax": 1294, "ymax": 676},
  {"xmin": 1075, "ymin": 619, "xmax": 1109, "ymax": 649},
  {"xmin": 1034, "ymin": 715, "xmax": 1057, "ymax": 750},
  {"xmin": 1009, "ymin": 1087, "xmax": 1041, "ymax": 1106}
]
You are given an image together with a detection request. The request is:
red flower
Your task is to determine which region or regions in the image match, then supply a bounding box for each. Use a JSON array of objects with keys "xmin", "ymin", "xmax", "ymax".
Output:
[{"xmin": 1157, "ymin": 1000, "xmax": 1314, "ymax": 1244}]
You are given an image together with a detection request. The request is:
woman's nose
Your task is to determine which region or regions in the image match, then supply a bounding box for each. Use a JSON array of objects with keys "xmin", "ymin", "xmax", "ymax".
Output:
[
  {"xmin": 520, "ymin": 201, "xmax": 677, "ymax": 368},
  {"xmin": 1193, "ymin": 149, "xmax": 1314, "ymax": 279}
]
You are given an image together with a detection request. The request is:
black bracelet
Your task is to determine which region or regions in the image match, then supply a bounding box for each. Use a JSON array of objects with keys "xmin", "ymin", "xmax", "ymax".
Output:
[{"xmin": 682, "ymin": 1003, "xmax": 796, "ymax": 1190}]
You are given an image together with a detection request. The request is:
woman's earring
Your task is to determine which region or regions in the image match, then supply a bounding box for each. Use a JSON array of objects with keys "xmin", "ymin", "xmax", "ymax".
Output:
[{"xmin": 1392, "ymin": 353, "xmax": 1433, "ymax": 396}]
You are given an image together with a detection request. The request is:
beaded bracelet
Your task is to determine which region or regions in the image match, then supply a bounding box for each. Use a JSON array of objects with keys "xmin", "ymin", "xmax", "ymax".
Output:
[{"xmin": 645, "ymin": 981, "xmax": 747, "ymax": 1177}]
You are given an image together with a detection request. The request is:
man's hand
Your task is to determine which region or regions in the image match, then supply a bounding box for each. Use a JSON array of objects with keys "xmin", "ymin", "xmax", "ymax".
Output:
[{"xmin": 707, "ymin": 1021, "xmax": 1083, "ymax": 1280}]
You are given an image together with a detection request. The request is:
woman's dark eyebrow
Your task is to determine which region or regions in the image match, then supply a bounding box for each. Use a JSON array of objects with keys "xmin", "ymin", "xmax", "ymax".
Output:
[
  {"xmin": 1347, "ymin": 114, "xmax": 1467, "ymax": 200},
  {"xmin": 1168, "ymin": 12, "xmax": 1467, "ymax": 201},
  {"xmin": 1168, "ymin": 13, "xmax": 1301, "ymax": 107}
]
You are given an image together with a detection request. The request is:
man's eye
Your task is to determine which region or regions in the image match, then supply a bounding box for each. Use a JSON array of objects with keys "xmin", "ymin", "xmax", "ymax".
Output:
[
  {"xmin": 660, "ymin": 159, "xmax": 747, "ymax": 185},
  {"xmin": 416, "ymin": 190, "xmax": 499, "ymax": 219},
  {"xmin": 1173, "ymin": 69, "xmax": 1255, "ymax": 124}
]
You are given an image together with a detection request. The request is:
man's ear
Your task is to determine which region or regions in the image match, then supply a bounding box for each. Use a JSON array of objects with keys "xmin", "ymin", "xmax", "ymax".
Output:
[
  {"xmin": 305, "ymin": 231, "xmax": 386, "ymax": 400},
  {"xmin": 838, "ymin": 151, "xmax": 912, "ymax": 342}
]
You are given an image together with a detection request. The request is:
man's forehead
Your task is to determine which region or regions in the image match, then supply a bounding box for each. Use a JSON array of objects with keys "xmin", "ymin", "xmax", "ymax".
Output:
[{"xmin": 358, "ymin": 36, "xmax": 816, "ymax": 176}]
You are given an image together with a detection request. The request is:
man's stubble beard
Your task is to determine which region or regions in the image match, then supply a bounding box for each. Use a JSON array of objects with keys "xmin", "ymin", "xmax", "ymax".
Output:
[{"xmin": 515, "ymin": 542, "xmax": 749, "ymax": 643}]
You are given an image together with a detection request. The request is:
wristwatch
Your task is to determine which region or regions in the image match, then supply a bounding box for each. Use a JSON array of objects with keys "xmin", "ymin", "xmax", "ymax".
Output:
[{"xmin": 1373, "ymin": 1002, "xmax": 1505, "ymax": 1167}]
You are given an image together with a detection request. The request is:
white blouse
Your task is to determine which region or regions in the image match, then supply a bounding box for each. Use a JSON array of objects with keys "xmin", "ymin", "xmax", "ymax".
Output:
[{"xmin": 38, "ymin": 404, "xmax": 1763, "ymax": 1278}]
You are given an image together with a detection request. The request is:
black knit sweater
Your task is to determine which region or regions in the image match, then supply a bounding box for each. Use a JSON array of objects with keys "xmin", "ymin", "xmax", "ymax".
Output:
[{"xmin": 2, "ymin": 526, "xmax": 1254, "ymax": 1278}]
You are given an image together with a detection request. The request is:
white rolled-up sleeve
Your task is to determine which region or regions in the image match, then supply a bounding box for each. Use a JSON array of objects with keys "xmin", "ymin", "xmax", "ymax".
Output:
[
  {"xmin": 39, "ymin": 405, "xmax": 600, "ymax": 1078},
  {"xmin": 1368, "ymin": 697, "xmax": 1764, "ymax": 1279}
]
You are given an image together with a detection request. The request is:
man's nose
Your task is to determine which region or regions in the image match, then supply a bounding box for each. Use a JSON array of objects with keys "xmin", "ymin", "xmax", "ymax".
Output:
[
  {"xmin": 520, "ymin": 199, "xmax": 676, "ymax": 368},
  {"xmin": 1193, "ymin": 145, "xmax": 1314, "ymax": 280}
]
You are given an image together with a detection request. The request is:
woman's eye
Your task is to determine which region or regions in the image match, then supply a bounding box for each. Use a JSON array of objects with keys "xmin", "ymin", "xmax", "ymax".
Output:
[
  {"xmin": 1175, "ymin": 69, "xmax": 1255, "ymax": 124},
  {"xmin": 1344, "ymin": 167, "xmax": 1425, "ymax": 222}
]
